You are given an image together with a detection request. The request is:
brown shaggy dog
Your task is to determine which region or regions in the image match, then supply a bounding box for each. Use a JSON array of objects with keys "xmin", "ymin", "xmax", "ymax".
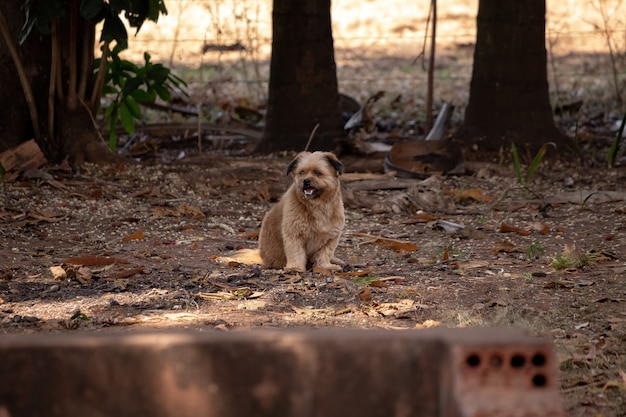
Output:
[{"xmin": 258, "ymin": 151, "xmax": 345, "ymax": 272}]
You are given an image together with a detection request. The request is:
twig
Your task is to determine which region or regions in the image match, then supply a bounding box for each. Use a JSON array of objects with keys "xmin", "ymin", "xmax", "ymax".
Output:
[
  {"xmin": 90, "ymin": 42, "xmax": 109, "ymax": 109},
  {"xmin": 304, "ymin": 123, "xmax": 320, "ymax": 152},
  {"xmin": 425, "ymin": 0, "xmax": 437, "ymax": 132}
]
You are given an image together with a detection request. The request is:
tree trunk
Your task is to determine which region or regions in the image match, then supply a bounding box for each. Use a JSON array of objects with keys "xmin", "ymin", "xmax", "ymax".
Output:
[
  {"xmin": 256, "ymin": 0, "xmax": 343, "ymax": 153},
  {"xmin": 459, "ymin": 0, "xmax": 571, "ymax": 159},
  {"xmin": 0, "ymin": 0, "xmax": 117, "ymax": 166},
  {"xmin": 0, "ymin": 0, "xmax": 50, "ymax": 155}
]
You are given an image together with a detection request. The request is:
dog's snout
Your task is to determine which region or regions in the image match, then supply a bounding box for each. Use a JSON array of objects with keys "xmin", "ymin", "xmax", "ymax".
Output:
[{"xmin": 303, "ymin": 178, "xmax": 311, "ymax": 187}]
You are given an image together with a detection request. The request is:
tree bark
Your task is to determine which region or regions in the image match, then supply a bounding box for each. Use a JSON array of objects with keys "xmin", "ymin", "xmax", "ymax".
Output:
[
  {"xmin": 459, "ymin": 0, "xmax": 571, "ymax": 160},
  {"xmin": 0, "ymin": 0, "xmax": 117, "ymax": 165},
  {"xmin": 0, "ymin": 0, "xmax": 50, "ymax": 155},
  {"xmin": 256, "ymin": 0, "xmax": 343, "ymax": 153}
]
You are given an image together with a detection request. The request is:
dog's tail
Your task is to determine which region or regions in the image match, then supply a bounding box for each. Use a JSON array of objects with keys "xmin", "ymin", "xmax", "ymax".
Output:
[{"xmin": 214, "ymin": 248, "xmax": 262, "ymax": 265}]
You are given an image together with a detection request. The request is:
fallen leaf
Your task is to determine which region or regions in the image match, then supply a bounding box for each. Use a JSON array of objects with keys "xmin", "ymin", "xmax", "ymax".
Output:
[
  {"xmin": 50, "ymin": 265, "xmax": 66, "ymax": 280},
  {"xmin": 500, "ymin": 222, "xmax": 531, "ymax": 236},
  {"xmin": 456, "ymin": 260, "xmax": 490, "ymax": 270},
  {"xmin": 75, "ymin": 266, "xmax": 92, "ymax": 284},
  {"xmin": 544, "ymin": 280, "xmax": 575, "ymax": 289},
  {"xmin": 358, "ymin": 287, "xmax": 372, "ymax": 301},
  {"xmin": 355, "ymin": 232, "xmax": 419, "ymax": 252},
  {"xmin": 122, "ymin": 230, "xmax": 145, "ymax": 242},
  {"xmin": 414, "ymin": 319, "xmax": 441, "ymax": 329},
  {"xmin": 336, "ymin": 269, "xmax": 374, "ymax": 277},
  {"xmin": 454, "ymin": 188, "xmax": 494, "ymax": 203},
  {"xmin": 106, "ymin": 267, "xmax": 144, "ymax": 280},
  {"xmin": 62, "ymin": 255, "xmax": 128, "ymax": 266},
  {"xmin": 436, "ymin": 219, "xmax": 465, "ymax": 233},
  {"xmin": 492, "ymin": 240, "xmax": 524, "ymax": 254},
  {"xmin": 404, "ymin": 212, "xmax": 438, "ymax": 224},
  {"xmin": 353, "ymin": 276, "xmax": 380, "ymax": 286}
]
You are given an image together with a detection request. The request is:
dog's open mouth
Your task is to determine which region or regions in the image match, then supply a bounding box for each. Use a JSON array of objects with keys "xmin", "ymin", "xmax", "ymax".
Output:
[{"xmin": 303, "ymin": 186, "xmax": 318, "ymax": 198}]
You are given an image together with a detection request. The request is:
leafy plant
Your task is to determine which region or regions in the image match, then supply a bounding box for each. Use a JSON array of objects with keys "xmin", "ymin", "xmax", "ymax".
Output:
[
  {"xmin": 1, "ymin": 0, "xmax": 171, "ymax": 163},
  {"xmin": 551, "ymin": 252, "xmax": 597, "ymax": 270},
  {"xmin": 353, "ymin": 276, "xmax": 381, "ymax": 286},
  {"xmin": 98, "ymin": 48, "xmax": 187, "ymax": 151},
  {"xmin": 526, "ymin": 241, "xmax": 545, "ymax": 260},
  {"xmin": 608, "ymin": 112, "xmax": 626, "ymax": 168},
  {"xmin": 511, "ymin": 142, "xmax": 556, "ymax": 185}
]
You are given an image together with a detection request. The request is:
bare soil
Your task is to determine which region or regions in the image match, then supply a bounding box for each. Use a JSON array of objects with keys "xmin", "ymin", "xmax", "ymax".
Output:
[{"xmin": 1, "ymin": 148, "xmax": 625, "ymax": 416}]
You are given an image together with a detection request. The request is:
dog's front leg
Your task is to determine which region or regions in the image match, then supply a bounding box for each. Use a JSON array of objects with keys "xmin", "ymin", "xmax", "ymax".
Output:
[
  {"xmin": 283, "ymin": 239, "xmax": 307, "ymax": 272},
  {"xmin": 312, "ymin": 238, "xmax": 342, "ymax": 271}
]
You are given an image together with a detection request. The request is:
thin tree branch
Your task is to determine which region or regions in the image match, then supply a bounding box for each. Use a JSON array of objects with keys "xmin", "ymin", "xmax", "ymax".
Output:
[
  {"xmin": 425, "ymin": 0, "xmax": 437, "ymax": 132},
  {"xmin": 67, "ymin": 0, "xmax": 79, "ymax": 109},
  {"xmin": 0, "ymin": 7, "xmax": 42, "ymax": 142},
  {"xmin": 78, "ymin": 20, "xmax": 95, "ymax": 102},
  {"xmin": 90, "ymin": 42, "xmax": 110, "ymax": 110},
  {"xmin": 49, "ymin": 18, "xmax": 60, "ymax": 145}
]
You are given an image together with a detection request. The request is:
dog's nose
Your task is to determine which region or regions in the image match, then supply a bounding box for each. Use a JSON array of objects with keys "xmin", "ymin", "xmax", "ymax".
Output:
[{"xmin": 303, "ymin": 178, "xmax": 311, "ymax": 187}]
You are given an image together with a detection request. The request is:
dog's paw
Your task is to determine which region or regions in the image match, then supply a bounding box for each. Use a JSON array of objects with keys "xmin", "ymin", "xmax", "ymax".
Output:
[
  {"xmin": 314, "ymin": 263, "xmax": 342, "ymax": 274},
  {"xmin": 284, "ymin": 264, "xmax": 306, "ymax": 273},
  {"xmin": 330, "ymin": 257, "xmax": 345, "ymax": 266}
]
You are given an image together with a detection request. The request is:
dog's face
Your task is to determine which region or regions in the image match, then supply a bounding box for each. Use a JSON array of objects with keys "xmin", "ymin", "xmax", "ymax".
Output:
[{"xmin": 286, "ymin": 151, "xmax": 343, "ymax": 200}]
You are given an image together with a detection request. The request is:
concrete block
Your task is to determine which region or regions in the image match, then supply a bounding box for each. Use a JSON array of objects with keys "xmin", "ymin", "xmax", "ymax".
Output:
[{"xmin": 0, "ymin": 328, "xmax": 564, "ymax": 417}]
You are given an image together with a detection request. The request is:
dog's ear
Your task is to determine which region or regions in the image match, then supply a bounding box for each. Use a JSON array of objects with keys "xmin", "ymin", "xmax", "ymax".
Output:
[
  {"xmin": 325, "ymin": 153, "xmax": 344, "ymax": 176},
  {"xmin": 286, "ymin": 156, "xmax": 300, "ymax": 176}
]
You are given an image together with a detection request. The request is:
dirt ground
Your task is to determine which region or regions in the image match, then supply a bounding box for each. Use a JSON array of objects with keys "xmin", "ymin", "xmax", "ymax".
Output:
[{"xmin": 1, "ymin": 144, "xmax": 625, "ymax": 416}]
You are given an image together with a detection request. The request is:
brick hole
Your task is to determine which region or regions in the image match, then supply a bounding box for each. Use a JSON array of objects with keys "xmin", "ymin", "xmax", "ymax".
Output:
[
  {"xmin": 531, "ymin": 352, "xmax": 546, "ymax": 367},
  {"xmin": 489, "ymin": 354, "xmax": 503, "ymax": 368},
  {"xmin": 466, "ymin": 353, "xmax": 481, "ymax": 368},
  {"xmin": 532, "ymin": 373, "xmax": 548, "ymax": 388},
  {"xmin": 510, "ymin": 354, "xmax": 526, "ymax": 368}
]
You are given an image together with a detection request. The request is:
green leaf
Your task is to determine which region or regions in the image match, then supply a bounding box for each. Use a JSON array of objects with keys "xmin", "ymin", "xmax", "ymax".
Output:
[
  {"xmin": 101, "ymin": 12, "xmax": 127, "ymax": 43},
  {"xmin": 107, "ymin": 107, "xmax": 119, "ymax": 151},
  {"xmin": 109, "ymin": 0, "xmax": 132, "ymax": 12},
  {"xmin": 153, "ymin": 84, "xmax": 170, "ymax": 101},
  {"xmin": 124, "ymin": 96, "xmax": 142, "ymax": 119},
  {"xmin": 118, "ymin": 103, "xmax": 136, "ymax": 134},
  {"xmin": 122, "ymin": 77, "xmax": 143, "ymax": 96},
  {"xmin": 526, "ymin": 142, "xmax": 555, "ymax": 184},
  {"xmin": 130, "ymin": 89, "xmax": 154, "ymax": 103},
  {"xmin": 80, "ymin": 0, "xmax": 106, "ymax": 21},
  {"xmin": 353, "ymin": 276, "xmax": 380, "ymax": 286}
]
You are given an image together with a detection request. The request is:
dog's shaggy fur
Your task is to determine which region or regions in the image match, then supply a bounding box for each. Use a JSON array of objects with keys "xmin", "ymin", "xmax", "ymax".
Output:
[{"xmin": 258, "ymin": 151, "xmax": 345, "ymax": 272}]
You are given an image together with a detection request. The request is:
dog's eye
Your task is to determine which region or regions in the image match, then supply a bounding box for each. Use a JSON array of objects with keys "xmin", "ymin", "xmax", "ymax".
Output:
[
  {"xmin": 314, "ymin": 170, "xmax": 322, "ymax": 176},
  {"xmin": 299, "ymin": 170, "xmax": 305, "ymax": 175}
]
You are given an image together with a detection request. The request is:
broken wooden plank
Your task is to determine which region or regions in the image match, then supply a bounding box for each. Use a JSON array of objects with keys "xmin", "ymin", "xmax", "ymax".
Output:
[{"xmin": 0, "ymin": 139, "xmax": 47, "ymax": 172}]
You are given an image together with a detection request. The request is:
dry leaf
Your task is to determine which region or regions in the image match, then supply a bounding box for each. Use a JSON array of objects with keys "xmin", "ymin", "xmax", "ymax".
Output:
[
  {"xmin": 358, "ymin": 287, "xmax": 372, "ymax": 301},
  {"xmin": 436, "ymin": 219, "xmax": 466, "ymax": 233},
  {"xmin": 336, "ymin": 269, "xmax": 374, "ymax": 277},
  {"xmin": 122, "ymin": 230, "xmax": 145, "ymax": 242},
  {"xmin": 355, "ymin": 232, "xmax": 419, "ymax": 252},
  {"xmin": 75, "ymin": 266, "xmax": 93, "ymax": 284},
  {"xmin": 106, "ymin": 267, "xmax": 144, "ymax": 280},
  {"xmin": 50, "ymin": 265, "xmax": 66, "ymax": 280},
  {"xmin": 499, "ymin": 222, "xmax": 531, "ymax": 236},
  {"xmin": 492, "ymin": 240, "xmax": 524, "ymax": 254},
  {"xmin": 62, "ymin": 255, "xmax": 127, "ymax": 266},
  {"xmin": 454, "ymin": 188, "xmax": 494, "ymax": 203},
  {"xmin": 456, "ymin": 260, "xmax": 490, "ymax": 270},
  {"xmin": 404, "ymin": 212, "xmax": 438, "ymax": 224}
]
